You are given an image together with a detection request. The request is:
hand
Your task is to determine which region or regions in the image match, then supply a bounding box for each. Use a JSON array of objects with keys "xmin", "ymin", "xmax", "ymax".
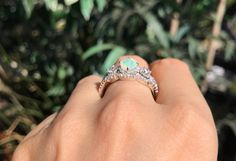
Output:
[{"xmin": 12, "ymin": 56, "xmax": 218, "ymax": 161}]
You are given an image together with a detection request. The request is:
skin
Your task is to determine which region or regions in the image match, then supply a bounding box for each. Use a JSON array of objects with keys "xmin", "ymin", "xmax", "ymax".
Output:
[{"xmin": 12, "ymin": 56, "xmax": 218, "ymax": 161}]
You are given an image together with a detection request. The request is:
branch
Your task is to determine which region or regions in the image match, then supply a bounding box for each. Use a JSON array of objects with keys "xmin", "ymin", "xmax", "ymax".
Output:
[
  {"xmin": 201, "ymin": 0, "xmax": 226, "ymax": 92},
  {"xmin": 170, "ymin": 0, "xmax": 182, "ymax": 37},
  {"xmin": 206, "ymin": 0, "xmax": 226, "ymax": 70}
]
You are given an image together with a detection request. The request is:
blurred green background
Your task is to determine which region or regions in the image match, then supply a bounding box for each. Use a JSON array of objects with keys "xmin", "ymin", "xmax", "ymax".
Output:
[{"xmin": 0, "ymin": 0, "xmax": 236, "ymax": 160}]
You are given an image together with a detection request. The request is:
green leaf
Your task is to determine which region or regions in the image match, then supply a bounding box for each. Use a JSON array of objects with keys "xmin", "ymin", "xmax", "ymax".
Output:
[
  {"xmin": 96, "ymin": 0, "xmax": 106, "ymax": 12},
  {"xmin": 22, "ymin": 0, "xmax": 35, "ymax": 18},
  {"xmin": 143, "ymin": 13, "xmax": 169, "ymax": 49},
  {"xmin": 47, "ymin": 83, "xmax": 65, "ymax": 96},
  {"xmin": 102, "ymin": 46, "xmax": 127, "ymax": 74},
  {"xmin": 191, "ymin": 64, "xmax": 206, "ymax": 84},
  {"xmin": 159, "ymin": 51, "xmax": 171, "ymax": 58},
  {"xmin": 173, "ymin": 25, "xmax": 190, "ymax": 42},
  {"xmin": 67, "ymin": 66, "xmax": 74, "ymax": 75},
  {"xmin": 65, "ymin": 0, "xmax": 79, "ymax": 6},
  {"xmin": 58, "ymin": 66, "xmax": 66, "ymax": 80},
  {"xmin": 80, "ymin": 0, "xmax": 94, "ymax": 20},
  {"xmin": 45, "ymin": 64, "xmax": 57, "ymax": 76},
  {"xmin": 225, "ymin": 40, "xmax": 235, "ymax": 61},
  {"xmin": 82, "ymin": 43, "xmax": 116, "ymax": 60},
  {"xmin": 188, "ymin": 37, "xmax": 199, "ymax": 59},
  {"xmin": 44, "ymin": 0, "xmax": 58, "ymax": 11},
  {"xmin": 52, "ymin": 105, "xmax": 62, "ymax": 112}
]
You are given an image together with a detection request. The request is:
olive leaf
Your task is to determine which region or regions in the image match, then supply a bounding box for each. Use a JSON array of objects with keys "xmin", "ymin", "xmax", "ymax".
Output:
[
  {"xmin": 102, "ymin": 46, "xmax": 127, "ymax": 74},
  {"xmin": 22, "ymin": 0, "xmax": 35, "ymax": 18},
  {"xmin": 80, "ymin": 0, "xmax": 94, "ymax": 20}
]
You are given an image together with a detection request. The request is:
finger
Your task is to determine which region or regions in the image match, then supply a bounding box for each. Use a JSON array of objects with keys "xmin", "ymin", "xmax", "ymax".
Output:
[
  {"xmin": 59, "ymin": 75, "xmax": 102, "ymax": 118},
  {"xmin": 150, "ymin": 58, "xmax": 208, "ymax": 106},
  {"xmin": 102, "ymin": 55, "xmax": 156, "ymax": 103},
  {"xmin": 22, "ymin": 113, "xmax": 57, "ymax": 142}
]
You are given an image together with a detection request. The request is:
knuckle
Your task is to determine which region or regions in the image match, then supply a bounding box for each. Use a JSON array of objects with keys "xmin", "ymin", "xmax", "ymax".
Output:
[
  {"xmin": 12, "ymin": 135, "xmax": 44, "ymax": 161},
  {"xmin": 49, "ymin": 112, "xmax": 85, "ymax": 141},
  {"xmin": 12, "ymin": 143, "xmax": 30, "ymax": 161},
  {"xmin": 72, "ymin": 75, "xmax": 101, "ymax": 94},
  {"xmin": 50, "ymin": 114, "xmax": 74, "ymax": 139},
  {"xmin": 151, "ymin": 58, "xmax": 190, "ymax": 71},
  {"xmin": 76, "ymin": 75, "xmax": 101, "ymax": 87},
  {"xmin": 167, "ymin": 104, "xmax": 218, "ymax": 155},
  {"xmin": 169, "ymin": 103, "xmax": 216, "ymax": 136},
  {"xmin": 51, "ymin": 114, "xmax": 70, "ymax": 133},
  {"xmin": 13, "ymin": 135, "xmax": 57, "ymax": 161},
  {"xmin": 98, "ymin": 94, "xmax": 141, "ymax": 129},
  {"xmin": 171, "ymin": 103, "xmax": 202, "ymax": 124},
  {"xmin": 48, "ymin": 113, "xmax": 91, "ymax": 154},
  {"xmin": 161, "ymin": 58, "xmax": 188, "ymax": 66},
  {"xmin": 174, "ymin": 103, "xmax": 218, "ymax": 148}
]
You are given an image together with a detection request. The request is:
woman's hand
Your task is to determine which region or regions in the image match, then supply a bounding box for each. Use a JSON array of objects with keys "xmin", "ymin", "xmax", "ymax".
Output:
[{"xmin": 12, "ymin": 56, "xmax": 218, "ymax": 161}]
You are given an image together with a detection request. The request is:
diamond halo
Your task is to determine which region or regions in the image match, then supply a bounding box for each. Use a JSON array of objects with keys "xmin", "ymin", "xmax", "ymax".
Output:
[{"xmin": 99, "ymin": 57, "xmax": 158, "ymax": 99}]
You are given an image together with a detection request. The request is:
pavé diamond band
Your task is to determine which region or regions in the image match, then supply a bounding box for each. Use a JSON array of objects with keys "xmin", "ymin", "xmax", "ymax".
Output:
[{"xmin": 98, "ymin": 57, "xmax": 158, "ymax": 98}]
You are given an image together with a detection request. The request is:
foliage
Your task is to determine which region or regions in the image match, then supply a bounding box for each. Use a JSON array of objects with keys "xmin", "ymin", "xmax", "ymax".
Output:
[{"xmin": 0, "ymin": 0, "xmax": 236, "ymax": 160}]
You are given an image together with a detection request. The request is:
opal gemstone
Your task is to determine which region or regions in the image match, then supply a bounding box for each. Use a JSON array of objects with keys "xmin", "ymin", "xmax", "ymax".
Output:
[{"xmin": 120, "ymin": 58, "xmax": 138, "ymax": 70}]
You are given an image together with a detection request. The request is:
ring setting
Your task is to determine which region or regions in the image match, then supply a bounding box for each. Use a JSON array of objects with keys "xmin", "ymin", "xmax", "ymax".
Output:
[{"xmin": 98, "ymin": 57, "xmax": 159, "ymax": 98}]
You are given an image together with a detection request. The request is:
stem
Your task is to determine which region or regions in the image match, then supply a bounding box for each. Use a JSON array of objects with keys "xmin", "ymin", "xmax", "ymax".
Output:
[
  {"xmin": 170, "ymin": 0, "xmax": 182, "ymax": 37},
  {"xmin": 201, "ymin": 0, "xmax": 226, "ymax": 92},
  {"xmin": 206, "ymin": 0, "xmax": 226, "ymax": 70}
]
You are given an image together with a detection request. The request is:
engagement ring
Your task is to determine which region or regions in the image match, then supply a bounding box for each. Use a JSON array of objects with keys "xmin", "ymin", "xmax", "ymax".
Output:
[{"xmin": 98, "ymin": 57, "xmax": 158, "ymax": 99}]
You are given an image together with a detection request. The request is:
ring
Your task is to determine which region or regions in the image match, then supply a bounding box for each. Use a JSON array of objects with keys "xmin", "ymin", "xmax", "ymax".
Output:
[{"xmin": 98, "ymin": 57, "xmax": 158, "ymax": 98}]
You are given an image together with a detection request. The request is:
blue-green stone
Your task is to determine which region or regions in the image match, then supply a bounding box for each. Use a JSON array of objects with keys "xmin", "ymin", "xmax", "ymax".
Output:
[{"xmin": 120, "ymin": 58, "xmax": 138, "ymax": 70}]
